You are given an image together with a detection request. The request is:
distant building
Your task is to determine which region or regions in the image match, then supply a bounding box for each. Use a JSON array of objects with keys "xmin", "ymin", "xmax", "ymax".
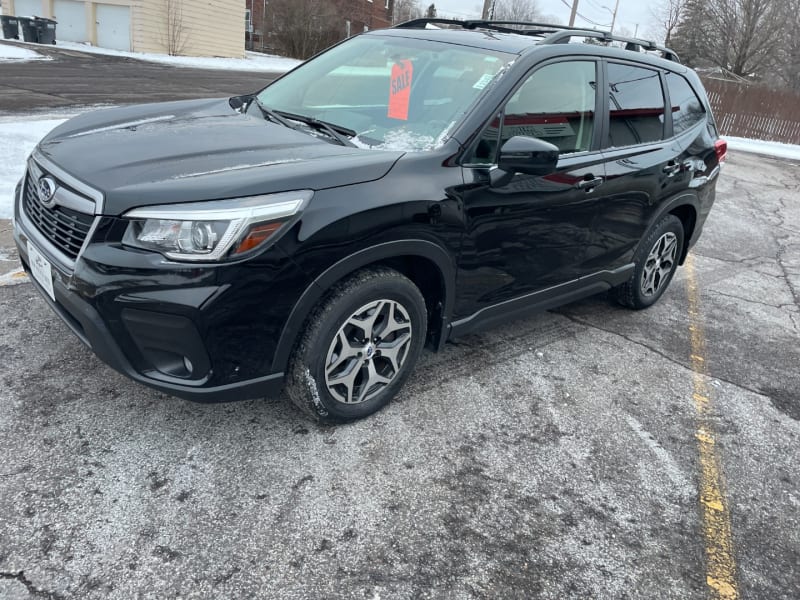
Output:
[
  {"xmin": 1, "ymin": 0, "xmax": 245, "ymax": 57},
  {"xmin": 246, "ymin": 0, "xmax": 393, "ymax": 54}
]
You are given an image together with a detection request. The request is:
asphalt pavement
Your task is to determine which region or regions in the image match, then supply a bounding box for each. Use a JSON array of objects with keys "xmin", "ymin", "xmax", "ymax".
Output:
[
  {"xmin": 0, "ymin": 42, "xmax": 279, "ymax": 115},
  {"xmin": 0, "ymin": 47, "xmax": 798, "ymax": 599}
]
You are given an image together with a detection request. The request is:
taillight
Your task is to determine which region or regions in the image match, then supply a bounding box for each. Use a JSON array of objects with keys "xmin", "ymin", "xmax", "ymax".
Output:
[{"xmin": 715, "ymin": 139, "xmax": 727, "ymax": 163}]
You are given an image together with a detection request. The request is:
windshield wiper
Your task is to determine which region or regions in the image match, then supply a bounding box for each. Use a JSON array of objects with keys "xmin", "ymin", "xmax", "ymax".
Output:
[
  {"xmin": 253, "ymin": 98, "xmax": 300, "ymax": 131},
  {"xmin": 275, "ymin": 110, "xmax": 358, "ymax": 147}
]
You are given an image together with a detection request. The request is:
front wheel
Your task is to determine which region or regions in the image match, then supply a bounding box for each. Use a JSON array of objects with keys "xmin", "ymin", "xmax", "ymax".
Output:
[
  {"xmin": 613, "ymin": 214, "xmax": 684, "ymax": 310},
  {"xmin": 285, "ymin": 267, "xmax": 427, "ymax": 423}
]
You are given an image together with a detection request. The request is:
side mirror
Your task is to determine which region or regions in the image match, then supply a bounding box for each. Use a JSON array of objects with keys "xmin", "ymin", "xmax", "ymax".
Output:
[
  {"xmin": 497, "ymin": 136, "xmax": 559, "ymax": 176},
  {"xmin": 229, "ymin": 94, "xmax": 254, "ymax": 112}
]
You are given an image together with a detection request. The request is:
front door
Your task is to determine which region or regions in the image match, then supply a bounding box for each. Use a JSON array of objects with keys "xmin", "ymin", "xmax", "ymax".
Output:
[{"xmin": 454, "ymin": 59, "xmax": 608, "ymax": 320}]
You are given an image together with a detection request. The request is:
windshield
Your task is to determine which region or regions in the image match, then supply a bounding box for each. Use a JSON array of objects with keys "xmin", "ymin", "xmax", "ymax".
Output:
[{"xmin": 256, "ymin": 35, "xmax": 512, "ymax": 151}]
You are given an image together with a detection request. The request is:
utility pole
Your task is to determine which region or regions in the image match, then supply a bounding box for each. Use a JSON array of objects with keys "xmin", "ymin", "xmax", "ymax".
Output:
[
  {"xmin": 481, "ymin": 0, "xmax": 491, "ymax": 20},
  {"xmin": 568, "ymin": 0, "xmax": 579, "ymax": 26},
  {"xmin": 610, "ymin": 0, "xmax": 619, "ymax": 32}
]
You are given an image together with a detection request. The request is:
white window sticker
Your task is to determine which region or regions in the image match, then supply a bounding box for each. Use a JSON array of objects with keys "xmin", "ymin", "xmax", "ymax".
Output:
[{"xmin": 473, "ymin": 73, "xmax": 494, "ymax": 90}]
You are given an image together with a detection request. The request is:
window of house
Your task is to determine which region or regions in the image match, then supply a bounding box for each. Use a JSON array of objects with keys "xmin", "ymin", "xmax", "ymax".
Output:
[
  {"xmin": 607, "ymin": 63, "xmax": 665, "ymax": 147},
  {"xmin": 245, "ymin": 9, "xmax": 252, "ymax": 33},
  {"xmin": 469, "ymin": 61, "xmax": 597, "ymax": 163},
  {"xmin": 666, "ymin": 72, "xmax": 705, "ymax": 136}
]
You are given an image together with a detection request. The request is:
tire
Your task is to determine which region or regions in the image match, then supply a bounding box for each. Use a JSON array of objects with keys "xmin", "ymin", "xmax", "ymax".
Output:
[
  {"xmin": 613, "ymin": 214, "xmax": 684, "ymax": 310},
  {"xmin": 285, "ymin": 267, "xmax": 427, "ymax": 423}
]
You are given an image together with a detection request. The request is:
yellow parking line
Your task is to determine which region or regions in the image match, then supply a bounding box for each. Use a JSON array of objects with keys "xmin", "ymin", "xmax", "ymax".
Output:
[{"xmin": 685, "ymin": 254, "xmax": 739, "ymax": 600}]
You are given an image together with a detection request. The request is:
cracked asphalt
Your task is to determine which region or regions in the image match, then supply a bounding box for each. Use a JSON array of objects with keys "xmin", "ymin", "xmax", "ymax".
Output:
[{"xmin": 1, "ymin": 150, "xmax": 799, "ymax": 599}]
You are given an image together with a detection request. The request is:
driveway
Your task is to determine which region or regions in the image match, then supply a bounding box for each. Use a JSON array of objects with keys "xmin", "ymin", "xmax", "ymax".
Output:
[
  {"xmin": 0, "ymin": 150, "xmax": 798, "ymax": 599},
  {"xmin": 0, "ymin": 42, "xmax": 280, "ymax": 115}
]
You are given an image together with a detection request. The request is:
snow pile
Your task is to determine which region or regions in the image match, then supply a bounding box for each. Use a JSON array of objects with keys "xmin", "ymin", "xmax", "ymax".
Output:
[
  {"xmin": 0, "ymin": 42, "xmax": 50, "ymax": 62},
  {"xmin": 47, "ymin": 40, "xmax": 300, "ymax": 72},
  {"xmin": 725, "ymin": 136, "xmax": 800, "ymax": 161},
  {"xmin": 0, "ymin": 117, "xmax": 66, "ymax": 219}
]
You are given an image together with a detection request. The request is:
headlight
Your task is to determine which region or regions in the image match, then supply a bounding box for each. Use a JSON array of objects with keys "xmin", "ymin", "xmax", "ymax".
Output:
[{"xmin": 122, "ymin": 190, "xmax": 312, "ymax": 261}]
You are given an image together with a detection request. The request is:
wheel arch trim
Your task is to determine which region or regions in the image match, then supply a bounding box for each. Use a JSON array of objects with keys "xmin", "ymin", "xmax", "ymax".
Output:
[
  {"xmin": 644, "ymin": 192, "xmax": 700, "ymax": 265},
  {"xmin": 270, "ymin": 239, "xmax": 457, "ymax": 373}
]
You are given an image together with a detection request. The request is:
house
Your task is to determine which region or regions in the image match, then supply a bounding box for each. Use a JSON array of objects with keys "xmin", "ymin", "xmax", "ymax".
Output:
[
  {"xmin": 1, "ymin": 0, "xmax": 245, "ymax": 57},
  {"xmin": 246, "ymin": 0, "xmax": 392, "ymax": 54}
]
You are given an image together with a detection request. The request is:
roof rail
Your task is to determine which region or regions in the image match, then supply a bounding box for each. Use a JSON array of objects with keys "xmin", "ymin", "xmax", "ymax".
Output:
[
  {"xmin": 393, "ymin": 18, "xmax": 681, "ymax": 63},
  {"xmin": 394, "ymin": 18, "xmax": 593, "ymax": 36},
  {"xmin": 542, "ymin": 29, "xmax": 681, "ymax": 62}
]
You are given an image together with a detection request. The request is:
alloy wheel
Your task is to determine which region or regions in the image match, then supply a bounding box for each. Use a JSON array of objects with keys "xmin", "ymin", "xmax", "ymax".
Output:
[
  {"xmin": 640, "ymin": 232, "xmax": 678, "ymax": 297},
  {"xmin": 324, "ymin": 299, "xmax": 413, "ymax": 404}
]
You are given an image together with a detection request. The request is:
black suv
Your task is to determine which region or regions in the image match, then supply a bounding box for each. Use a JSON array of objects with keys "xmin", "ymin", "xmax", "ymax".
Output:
[{"xmin": 13, "ymin": 20, "xmax": 725, "ymax": 422}]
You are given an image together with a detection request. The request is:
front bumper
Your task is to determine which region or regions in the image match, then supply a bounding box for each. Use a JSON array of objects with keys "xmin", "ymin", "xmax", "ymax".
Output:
[{"xmin": 12, "ymin": 178, "xmax": 288, "ymax": 403}]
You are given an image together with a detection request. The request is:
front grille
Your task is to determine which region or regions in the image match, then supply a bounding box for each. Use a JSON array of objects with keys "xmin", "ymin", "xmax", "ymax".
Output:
[{"xmin": 24, "ymin": 171, "xmax": 94, "ymax": 260}]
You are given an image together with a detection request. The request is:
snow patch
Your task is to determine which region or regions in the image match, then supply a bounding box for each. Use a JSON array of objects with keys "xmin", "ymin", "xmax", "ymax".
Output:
[
  {"xmin": 66, "ymin": 115, "xmax": 176, "ymax": 137},
  {"xmin": 12, "ymin": 39, "xmax": 301, "ymax": 72},
  {"xmin": 726, "ymin": 137, "xmax": 800, "ymax": 161},
  {"xmin": 623, "ymin": 414, "xmax": 691, "ymax": 491},
  {"xmin": 353, "ymin": 121, "xmax": 457, "ymax": 152},
  {"xmin": 0, "ymin": 42, "xmax": 50, "ymax": 63},
  {"xmin": 0, "ymin": 117, "xmax": 68, "ymax": 219},
  {"xmin": 173, "ymin": 159, "xmax": 304, "ymax": 179},
  {"xmin": 303, "ymin": 368, "xmax": 328, "ymax": 417},
  {"xmin": 0, "ymin": 268, "xmax": 29, "ymax": 286},
  {"xmin": 354, "ymin": 129, "xmax": 437, "ymax": 152}
]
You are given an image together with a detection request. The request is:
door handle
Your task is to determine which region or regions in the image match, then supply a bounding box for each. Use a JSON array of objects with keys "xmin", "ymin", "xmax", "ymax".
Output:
[
  {"xmin": 577, "ymin": 176, "xmax": 603, "ymax": 191},
  {"xmin": 663, "ymin": 162, "xmax": 681, "ymax": 176}
]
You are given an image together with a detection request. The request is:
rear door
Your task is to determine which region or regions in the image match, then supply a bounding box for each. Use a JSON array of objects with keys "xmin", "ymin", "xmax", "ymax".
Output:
[{"xmin": 586, "ymin": 61, "xmax": 678, "ymax": 271}]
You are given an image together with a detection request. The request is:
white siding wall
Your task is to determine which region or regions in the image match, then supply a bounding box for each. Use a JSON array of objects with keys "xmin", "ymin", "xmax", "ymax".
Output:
[
  {"xmin": 6, "ymin": 0, "xmax": 45, "ymax": 16},
  {"xmin": 1, "ymin": 0, "xmax": 244, "ymax": 58},
  {"xmin": 133, "ymin": 0, "xmax": 244, "ymax": 58}
]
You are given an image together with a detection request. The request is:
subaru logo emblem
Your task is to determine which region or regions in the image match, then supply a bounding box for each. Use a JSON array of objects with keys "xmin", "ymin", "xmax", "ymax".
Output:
[{"xmin": 37, "ymin": 177, "xmax": 57, "ymax": 208}]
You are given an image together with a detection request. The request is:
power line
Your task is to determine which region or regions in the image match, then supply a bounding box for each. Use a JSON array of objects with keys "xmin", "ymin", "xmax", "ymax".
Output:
[{"xmin": 558, "ymin": 0, "xmax": 611, "ymax": 28}]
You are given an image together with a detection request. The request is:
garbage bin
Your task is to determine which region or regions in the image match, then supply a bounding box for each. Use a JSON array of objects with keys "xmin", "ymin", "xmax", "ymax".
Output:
[
  {"xmin": 34, "ymin": 17, "xmax": 57, "ymax": 44},
  {"xmin": 0, "ymin": 15, "xmax": 20, "ymax": 40},
  {"xmin": 18, "ymin": 16, "xmax": 38, "ymax": 42}
]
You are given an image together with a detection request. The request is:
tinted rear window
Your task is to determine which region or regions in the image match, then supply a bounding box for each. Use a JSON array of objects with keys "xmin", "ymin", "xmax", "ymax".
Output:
[
  {"xmin": 666, "ymin": 72, "xmax": 705, "ymax": 135},
  {"xmin": 607, "ymin": 63, "xmax": 665, "ymax": 147}
]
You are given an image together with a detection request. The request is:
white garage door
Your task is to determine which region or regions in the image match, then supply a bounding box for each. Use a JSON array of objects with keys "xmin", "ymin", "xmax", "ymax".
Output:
[
  {"xmin": 95, "ymin": 4, "xmax": 130, "ymax": 51},
  {"xmin": 13, "ymin": 0, "xmax": 42, "ymax": 17},
  {"xmin": 53, "ymin": 0, "xmax": 87, "ymax": 42}
]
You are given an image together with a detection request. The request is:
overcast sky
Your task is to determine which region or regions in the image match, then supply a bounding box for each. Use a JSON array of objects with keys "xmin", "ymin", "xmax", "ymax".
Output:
[{"xmin": 428, "ymin": 0, "xmax": 664, "ymax": 40}]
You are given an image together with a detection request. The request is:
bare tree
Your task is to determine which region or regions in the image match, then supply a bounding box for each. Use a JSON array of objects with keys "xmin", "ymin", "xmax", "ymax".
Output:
[
  {"xmin": 671, "ymin": 0, "xmax": 782, "ymax": 76},
  {"xmin": 392, "ymin": 0, "xmax": 423, "ymax": 24},
  {"xmin": 650, "ymin": 0, "xmax": 686, "ymax": 46},
  {"xmin": 269, "ymin": 0, "xmax": 345, "ymax": 59},
  {"xmin": 164, "ymin": 0, "xmax": 188, "ymax": 56},
  {"xmin": 774, "ymin": 0, "xmax": 800, "ymax": 90},
  {"xmin": 492, "ymin": 0, "xmax": 543, "ymax": 22}
]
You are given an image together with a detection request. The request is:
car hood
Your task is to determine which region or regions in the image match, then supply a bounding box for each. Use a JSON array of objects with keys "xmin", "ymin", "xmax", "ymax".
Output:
[{"xmin": 37, "ymin": 98, "xmax": 404, "ymax": 215}]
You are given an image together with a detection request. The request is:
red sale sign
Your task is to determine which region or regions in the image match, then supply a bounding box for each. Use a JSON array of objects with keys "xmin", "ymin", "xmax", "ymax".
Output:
[{"xmin": 388, "ymin": 60, "xmax": 413, "ymax": 121}]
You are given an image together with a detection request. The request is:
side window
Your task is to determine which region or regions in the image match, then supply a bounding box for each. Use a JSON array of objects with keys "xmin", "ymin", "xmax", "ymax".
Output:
[
  {"xmin": 468, "ymin": 61, "xmax": 596, "ymax": 163},
  {"xmin": 503, "ymin": 61, "xmax": 596, "ymax": 154},
  {"xmin": 665, "ymin": 72, "xmax": 705, "ymax": 136},
  {"xmin": 607, "ymin": 63, "xmax": 665, "ymax": 147}
]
